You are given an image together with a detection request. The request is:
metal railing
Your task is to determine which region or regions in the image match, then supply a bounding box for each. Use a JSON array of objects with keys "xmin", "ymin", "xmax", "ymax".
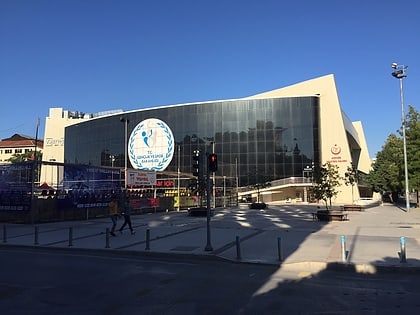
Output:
[{"xmin": 238, "ymin": 177, "xmax": 313, "ymax": 194}]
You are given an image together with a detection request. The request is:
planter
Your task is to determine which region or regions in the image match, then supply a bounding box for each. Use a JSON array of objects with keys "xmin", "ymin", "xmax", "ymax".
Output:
[
  {"xmin": 316, "ymin": 210, "xmax": 348, "ymax": 221},
  {"xmin": 249, "ymin": 202, "xmax": 267, "ymax": 209}
]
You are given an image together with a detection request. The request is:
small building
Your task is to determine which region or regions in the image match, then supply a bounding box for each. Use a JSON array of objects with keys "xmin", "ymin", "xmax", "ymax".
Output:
[{"xmin": 0, "ymin": 134, "xmax": 43, "ymax": 163}]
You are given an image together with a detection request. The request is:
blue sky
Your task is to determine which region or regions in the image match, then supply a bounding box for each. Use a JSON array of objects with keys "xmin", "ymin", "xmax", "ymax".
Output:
[{"xmin": 1, "ymin": 0, "xmax": 419, "ymax": 157}]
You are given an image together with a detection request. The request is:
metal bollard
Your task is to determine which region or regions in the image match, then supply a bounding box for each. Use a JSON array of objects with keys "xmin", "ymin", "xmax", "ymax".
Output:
[
  {"xmin": 400, "ymin": 236, "xmax": 407, "ymax": 263},
  {"xmin": 145, "ymin": 229, "xmax": 150, "ymax": 250},
  {"xmin": 34, "ymin": 226, "xmax": 39, "ymax": 245},
  {"xmin": 3, "ymin": 225, "xmax": 7, "ymax": 243},
  {"xmin": 236, "ymin": 236, "xmax": 241, "ymax": 260},
  {"xmin": 105, "ymin": 228, "xmax": 110, "ymax": 248},
  {"xmin": 68, "ymin": 227, "xmax": 73, "ymax": 247},
  {"xmin": 340, "ymin": 235, "xmax": 347, "ymax": 262},
  {"xmin": 277, "ymin": 237, "xmax": 283, "ymax": 261}
]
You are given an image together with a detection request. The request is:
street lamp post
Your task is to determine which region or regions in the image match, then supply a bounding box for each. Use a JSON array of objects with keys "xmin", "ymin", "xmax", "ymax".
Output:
[
  {"xmin": 391, "ymin": 62, "xmax": 410, "ymax": 211},
  {"xmin": 120, "ymin": 117, "xmax": 130, "ymax": 189},
  {"xmin": 223, "ymin": 176, "xmax": 226, "ymax": 208}
]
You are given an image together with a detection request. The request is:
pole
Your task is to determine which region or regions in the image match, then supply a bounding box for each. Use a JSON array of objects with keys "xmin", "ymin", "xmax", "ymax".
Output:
[
  {"xmin": 392, "ymin": 64, "xmax": 410, "ymax": 211},
  {"xmin": 277, "ymin": 237, "xmax": 283, "ymax": 261},
  {"xmin": 124, "ymin": 119, "xmax": 128, "ymax": 189},
  {"xmin": 223, "ymin": 176, "xmax": 226, "ymax": 208},
  {"xmin": 399, "ymin": 78, "xmax": 410, "ymax": 211},
  {"xmin": 205, "ymin": 153, "xmax": 213, "ymax": 251},
  {"xmin": 400, "ymin": 236, "xmax": 407, "ymax": 263},
  {"xmin": 177, "ymin": 145, "xmax": 180, "ymax": 211},
  {"xmin": 30, "ymin": 118, "xmax": 40, "ymax": 225},
  {"xmin": 120, "ymin": 117, "xmax": 129, "ymax": 189},
  {"xmin": 236, "ymin": 236, "xmax": 241, "ymax": 260},
  {"xmin": 105, "ymin": 228, "xmax": 110, "ymax": 248},
  {"xmin": 340, "ymin": 235, "xmax": 347, "ymax": 262},
  {"xmin": 68, "ymin": 227, "xmax": 73, "ymax": 247},
  {"xmin": 212, "ymin": 142, "xmax": 215, "ymax": 208},
  {"xmin": 235, "ymin": 157, "xmax": 239, "ymax": 206}
]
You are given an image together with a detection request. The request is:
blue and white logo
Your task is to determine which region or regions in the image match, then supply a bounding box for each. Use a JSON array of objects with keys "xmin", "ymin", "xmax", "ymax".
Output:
[{"xmin": 128, "ymin": 118, "xmax": 174, "ymax": 171}]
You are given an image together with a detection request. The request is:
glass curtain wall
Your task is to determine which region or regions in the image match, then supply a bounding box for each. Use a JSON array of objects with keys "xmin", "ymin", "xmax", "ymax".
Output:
[{"xmin": 65, "ymin": 97, "xmax": 320, "ymax": 187}]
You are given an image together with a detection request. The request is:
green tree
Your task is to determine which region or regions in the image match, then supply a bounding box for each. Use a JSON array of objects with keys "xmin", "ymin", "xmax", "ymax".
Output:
[
  {"xmin": 7, "ymin": 150, "xmax": 42, "ymax": 163},
  {"xmin": 405, "ymin": 105, "xmax": 420, "ymax": 194},
  {"xmin": 249, "ymin": 181, "xmax": 272, "ymax": 203},
  {"xmin": 367, "ymin": 134, "xmax": 403, "ymax": 196},
  {"xmin": 311, "ymin": 162, "xmax": 342, "ymax": 209},
  {"xmin": 367, "ymin": 106, "xmax": 420, "ymax": 205},
  {"xmin": 7, "ymin": 150, "xmax": 43, "ymax": 185},
  {"xmin": 344, "ymin": 164, "xmax": 359, "ymax": 203}
]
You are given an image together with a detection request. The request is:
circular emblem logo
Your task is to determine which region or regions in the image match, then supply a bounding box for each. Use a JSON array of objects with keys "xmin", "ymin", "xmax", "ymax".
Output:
[
  {"xmin": 128, "ymin": 118, "xmax": 174, "ymax": 171},
  {"xmin": 331, "ymin": 144, "xmax": 341, "ymax": 155}
]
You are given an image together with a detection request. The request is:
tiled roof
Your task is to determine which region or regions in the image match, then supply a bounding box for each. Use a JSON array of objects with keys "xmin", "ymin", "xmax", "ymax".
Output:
[{"xmin": 0, "ymin": 139, "xmax": 44, "ymax": 148}]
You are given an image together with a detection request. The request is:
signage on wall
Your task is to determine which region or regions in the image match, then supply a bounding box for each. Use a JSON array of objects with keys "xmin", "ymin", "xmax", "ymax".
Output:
[
  {"xmin": 328, "ymin": 144, "xmax": 347, "ymax": 163},
  {"xmin": 128, "ymin": 118, "xmax": 174, "ymax": 171},
  {"xmin": 127, "ymin": 169, "xmax": 156, "ymax": 186}
]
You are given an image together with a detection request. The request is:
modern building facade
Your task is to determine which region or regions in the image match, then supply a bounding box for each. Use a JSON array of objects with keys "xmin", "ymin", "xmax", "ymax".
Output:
[{"xmin": 41, "ymin": 74, "xmax": 372, "ymax": 205}]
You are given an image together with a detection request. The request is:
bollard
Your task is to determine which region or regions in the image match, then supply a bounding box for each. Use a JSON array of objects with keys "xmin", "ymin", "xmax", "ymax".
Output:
[
  {"xmin": 34, "ymin": 226, "xmax": 39, "ymax": 245},
  {"xmin": 145, "ymin": 229, "xmax": 151, "ymax": 250},
  {"xmin": 3, "ymin": 225, "xmax": 7, "ymax": 243},
  {"xmin": 277, "ymin": 237, "xmax": 283, "ymax": 261},
  {"xmin": 105, "ymin": 228, "xmax": 110, "ymax": 248},
  {"xmin": 236, "ymin": 236, "xmax": 241, "ymax": 260},
  {"xmin": 400, "ymin": 236, "xmax": 407, "ymax": 263},
  {"xmin": 68, "ymin": 227, "xmax": 73, "ymax": 247},
  {"xmin": 340, "ymin": 235, "xmax": 347, "ymax": 262}
]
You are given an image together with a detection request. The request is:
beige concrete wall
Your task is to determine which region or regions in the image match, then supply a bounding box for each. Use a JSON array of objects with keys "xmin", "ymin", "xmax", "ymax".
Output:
[
  {"xmin": 247, "ymin": 75, "xmax": 371, "ymax": 204},
  {"xmin": 40, "ymin": 108, "xmax": 91, "ymax": 187}
]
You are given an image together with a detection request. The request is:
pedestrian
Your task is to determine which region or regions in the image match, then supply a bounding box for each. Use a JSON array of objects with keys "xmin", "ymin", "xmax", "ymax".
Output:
[
  {"xmin": 118, "ymin": 191, "xmax": 135, "ymax": 235},
  {"xmin": 108, "ymin": 195, "xmax": 119, "ymax": 236}
]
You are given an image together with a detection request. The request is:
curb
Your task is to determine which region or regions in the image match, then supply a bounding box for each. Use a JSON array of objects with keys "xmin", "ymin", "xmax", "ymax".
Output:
[{"xmin": 2, "ymin": 243, "xmax": 420, "ymax": 273}]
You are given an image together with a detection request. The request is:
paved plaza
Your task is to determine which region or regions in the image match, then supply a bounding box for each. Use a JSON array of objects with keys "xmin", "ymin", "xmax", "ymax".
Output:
[{"xmin": 2, "ymin": 203, "xmax": 420, "ymax": 274}]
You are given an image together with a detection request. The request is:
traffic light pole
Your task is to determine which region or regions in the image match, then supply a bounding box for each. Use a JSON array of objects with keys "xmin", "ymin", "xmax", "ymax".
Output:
[{"xmin": 205, "ymin": 153, "xmax": 213, "ymax": 251}]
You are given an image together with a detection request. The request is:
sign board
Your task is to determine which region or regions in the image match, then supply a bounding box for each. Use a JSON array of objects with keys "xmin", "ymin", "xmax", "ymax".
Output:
[
  {"xmin": 127, "ymin": 169, "xmax": 156, "ymax": 187},
  {"xmin": 128, "ymin": 118, "xmax": 174, "ymax": 171}
]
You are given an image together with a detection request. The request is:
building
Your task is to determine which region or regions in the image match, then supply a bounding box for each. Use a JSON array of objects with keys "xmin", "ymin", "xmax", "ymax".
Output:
[
  {"xmin": 0, "ymin": 134, "xmax": 43, "ymax": 163},
  {"xmin": 42, "ymin": 74, "xmax": 372, "ymax": 205}
]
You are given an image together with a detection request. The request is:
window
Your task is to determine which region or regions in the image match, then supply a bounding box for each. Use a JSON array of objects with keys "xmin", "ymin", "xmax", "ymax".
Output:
[
  {"xmin": 5, "ymin": 149, "xmax": 12, "ymax": 154},
  {"xmin": 15, "ymin": 149, "xmax": 22, "ymax": 154}
]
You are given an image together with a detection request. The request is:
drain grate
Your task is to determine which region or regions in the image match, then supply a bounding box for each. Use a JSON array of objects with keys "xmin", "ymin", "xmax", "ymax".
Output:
[{"xmin": 171, "ymin": 246, "xmax": 200, "ymax": 251}]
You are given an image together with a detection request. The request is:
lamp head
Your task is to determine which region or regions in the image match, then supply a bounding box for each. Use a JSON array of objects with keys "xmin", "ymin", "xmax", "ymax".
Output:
[{"xmin": 391, "ymin": 62, "xmax": 398, "ymax": 69}]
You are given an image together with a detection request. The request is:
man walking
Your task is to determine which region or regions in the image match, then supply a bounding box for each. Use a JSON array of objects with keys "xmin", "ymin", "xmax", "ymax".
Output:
[
  {"xmin": 118, "ymin": 191, "xmax": 135, "ymax": 235},
  {"xmin": 108, "ymin": 195, "xmax": 119, "ymax": 236}
]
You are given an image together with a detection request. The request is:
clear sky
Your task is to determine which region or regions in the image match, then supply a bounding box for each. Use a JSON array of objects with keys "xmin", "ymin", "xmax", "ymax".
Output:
[{"xmin": 1, "ymin": 0, "xmax": 419, "ymax": 157}]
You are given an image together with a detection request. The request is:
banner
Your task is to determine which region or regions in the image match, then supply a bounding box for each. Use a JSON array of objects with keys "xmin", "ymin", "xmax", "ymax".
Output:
[{"xmin": 127, "ymin": 169, "xmax": 156, "ymax": 187}]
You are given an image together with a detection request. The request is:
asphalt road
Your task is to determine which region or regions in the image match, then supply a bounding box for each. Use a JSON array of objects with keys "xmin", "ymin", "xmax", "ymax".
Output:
[{"xmin": 1, "ymin": 247, "xmax": 420, "ymax": 314}]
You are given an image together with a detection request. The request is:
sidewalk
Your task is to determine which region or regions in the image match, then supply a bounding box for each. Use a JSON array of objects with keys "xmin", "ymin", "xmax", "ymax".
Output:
[{"xmin": 1, "ymin": 203, "xmax": 420, "ymax": 274}]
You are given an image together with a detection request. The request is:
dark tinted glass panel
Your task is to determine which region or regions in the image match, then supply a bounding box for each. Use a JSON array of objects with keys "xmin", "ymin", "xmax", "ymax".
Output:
[{"xmin": 65, "ymin": 97, "xmax": 320, "ymax": 187}]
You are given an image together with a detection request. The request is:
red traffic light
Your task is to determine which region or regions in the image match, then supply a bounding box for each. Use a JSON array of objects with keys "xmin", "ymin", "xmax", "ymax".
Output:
[{"xmin": 208, "ymin": 153, "xmax": 218, "ymax": 172}]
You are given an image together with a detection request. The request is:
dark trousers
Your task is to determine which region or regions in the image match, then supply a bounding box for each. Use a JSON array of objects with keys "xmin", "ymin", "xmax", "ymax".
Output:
[
  {"xmin": 119, "ymin": 214, "xmax": 133, "ymax": 232},
  {"xmin": 110, "ymin": 215, "xmax": 118, "ymax": 233}
]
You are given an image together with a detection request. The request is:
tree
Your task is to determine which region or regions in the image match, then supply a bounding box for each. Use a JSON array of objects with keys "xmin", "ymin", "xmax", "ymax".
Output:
[
  {"xmin": 249, "ymin": 181, "xmax": 271, "ymax": 203},
  {"xmin": 405, "ymin": 105, "xmax": 420, "ymax": 195},
  {"xmin": 7, "ymin": 150, "xmax": 41, "ymax": 163},
  {"xmin": 367, "ymin": 134, "xmax": 403, "ymax": 199},
  {"xmin": 344, "ymin": 164, "xmax": 359, "ymax": 203},
  {"xmin": 367, "ymin": 106, "xmax": 420, "ymax": 205},
  {"xmin": 311, "ymin": 162, "xmax": 341, "ymax": 209},
  {"xmin": 7, "ymin": 150, "xmax": 43, "ymax": 185}
]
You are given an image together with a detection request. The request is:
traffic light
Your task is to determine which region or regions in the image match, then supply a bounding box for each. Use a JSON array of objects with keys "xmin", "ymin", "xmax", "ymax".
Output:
[
  {"xmin": 192, "ymin": 151, "xmax": 199, "ymax": 177},
  {"xmin": 208, "ymin": 153, "xmax": 218, "ymax": 172},
  {"xmin": 192, "ymin": 150, "xmax": 202, "ymax": 178}
]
